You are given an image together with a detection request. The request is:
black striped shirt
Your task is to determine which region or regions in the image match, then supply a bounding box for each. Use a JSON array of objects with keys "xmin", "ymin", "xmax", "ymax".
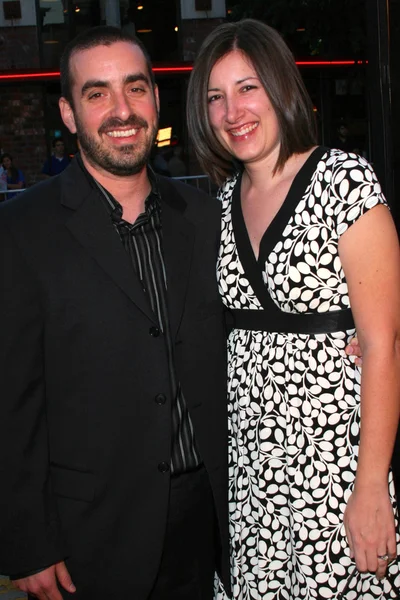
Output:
[{"xmin": 80, "ymin": 158, "xmax": 201, "ymax": 475}]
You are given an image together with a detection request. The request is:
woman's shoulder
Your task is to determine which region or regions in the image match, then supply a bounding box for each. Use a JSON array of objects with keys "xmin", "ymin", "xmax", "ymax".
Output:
[
  {"xmin": 320, "ymin": 147, "xmax": 371, "ymax": 170},
  {"xmin": 315, "ymin": 147, "xmax": 381, "ymax": 189}
]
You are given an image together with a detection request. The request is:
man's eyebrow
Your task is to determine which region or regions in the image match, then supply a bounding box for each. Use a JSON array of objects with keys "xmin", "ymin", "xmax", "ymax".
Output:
[
  {"xmin": 123, "ymin": 73, "xmax": 150, "ymax": 86},
  {"xmin": 81, "ymin": 80, "xmax": 108, "ymax": 96},
  {"xmin": 81, "ymin": 73, "xmax": 151, "ymax": 97}
]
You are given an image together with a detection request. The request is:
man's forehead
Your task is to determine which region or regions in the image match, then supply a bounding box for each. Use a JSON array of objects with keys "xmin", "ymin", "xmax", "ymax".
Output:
[
  {"xmin": 69, "ymin": 42, "xmax": 151, "ymax": 95},
  {"xmin": 71, "ymin": 41, "xmax": 146, "ymax": 70}
]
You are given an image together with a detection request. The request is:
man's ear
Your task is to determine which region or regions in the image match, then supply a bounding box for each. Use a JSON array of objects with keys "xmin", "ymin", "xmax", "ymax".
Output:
[
  {"xmin": 154, "ymin": 84, "xmax": 160, "ymax": 116},
  {"xmin": 59, "ymin": 97, "xmax": 77, "ymax": 134}
]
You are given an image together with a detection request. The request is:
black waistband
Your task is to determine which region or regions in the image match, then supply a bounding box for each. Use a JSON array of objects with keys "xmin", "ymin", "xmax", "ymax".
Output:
[{"xmin": 230, "ymin": 307, "xmax": 355, "ymax": 334}]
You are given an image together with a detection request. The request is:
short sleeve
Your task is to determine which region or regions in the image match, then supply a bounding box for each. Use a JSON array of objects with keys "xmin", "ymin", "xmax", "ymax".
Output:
[{"xmin": 327, "ymin": 152, "xmax": 388, "ymax": 238}]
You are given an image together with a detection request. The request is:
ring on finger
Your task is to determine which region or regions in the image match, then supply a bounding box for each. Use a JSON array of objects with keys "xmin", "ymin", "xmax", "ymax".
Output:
[{"xmin": 377, "ymin": 554, "xmax": 389, "ymax": 561}]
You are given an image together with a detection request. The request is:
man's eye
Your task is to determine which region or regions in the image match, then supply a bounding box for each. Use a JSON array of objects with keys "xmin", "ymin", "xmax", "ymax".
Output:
[{"xmin": 88, "ymin": 92, "xmax": 103, "ymax": 100}]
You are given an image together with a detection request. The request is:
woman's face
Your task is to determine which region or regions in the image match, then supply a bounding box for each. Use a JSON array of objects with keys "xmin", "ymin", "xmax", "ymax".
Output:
[
  {"xmin": 2, "ymin": 156, "xmax": 12, "ymax": 170},
  {"xmin": 207, "ymin": 50, "xmax": 280, "ymax": 168}
]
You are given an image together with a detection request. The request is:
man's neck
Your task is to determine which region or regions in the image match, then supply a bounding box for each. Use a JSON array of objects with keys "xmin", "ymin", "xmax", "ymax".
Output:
[{"xmin": 81, "ymin": 153, "xmax": 151, "ymax": 224}]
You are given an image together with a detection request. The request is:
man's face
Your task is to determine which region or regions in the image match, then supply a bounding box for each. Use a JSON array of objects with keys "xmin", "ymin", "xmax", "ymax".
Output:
[
  {"xmin": 54, "ymin": 140, "xmax": 65, "ymax": 157},
  {"xmin": 59, "ymin": 41, "xmax": 159, "ymax": 177}
]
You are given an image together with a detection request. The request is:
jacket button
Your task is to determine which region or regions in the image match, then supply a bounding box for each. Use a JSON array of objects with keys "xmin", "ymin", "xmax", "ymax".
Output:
[
  {"xmin": 149, "ymin": 326, "xmax": 160, "ymax": 337},
  {"xmin": 155, "ymin": 394, "xmax": 166, "ymax": 405},
  {"xmin": 158, "ymin": 462, "xmax": 170, "ymax": 473}
]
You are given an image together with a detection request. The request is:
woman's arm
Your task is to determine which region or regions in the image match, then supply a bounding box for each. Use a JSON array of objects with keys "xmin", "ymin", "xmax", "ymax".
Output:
[
  {"xmin": 7, "ymin": 181, "xmax": 24, "ymax": 190},
  {"xmin": 8, "ymin": 171, "xmax": 25, "ymax": 190},
  {"xmin": 339, "ymin": 203, "xmax": 400, "ymax": 578}
]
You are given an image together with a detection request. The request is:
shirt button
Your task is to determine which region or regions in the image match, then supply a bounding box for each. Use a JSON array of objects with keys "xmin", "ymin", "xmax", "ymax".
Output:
[
  {"xmin": 155, "ymin": 394, "xmax": 166, "ymax": 405},
  {"xmin": 149, "ymin": 326, "xmax": 160, "ymax": 337},
  {"xmin": 158, "ymin": 462, "xmax": 170, "ymax": 473}
]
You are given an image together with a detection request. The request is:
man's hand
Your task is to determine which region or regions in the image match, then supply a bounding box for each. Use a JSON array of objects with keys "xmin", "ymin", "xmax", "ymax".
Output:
[
  {"xmin": 13, "ymin": 561, "xmax": 76, "ymax": 599},
  {"xmin": 345, "ymin": 336, "xmax": 363, "ymax": 366}
]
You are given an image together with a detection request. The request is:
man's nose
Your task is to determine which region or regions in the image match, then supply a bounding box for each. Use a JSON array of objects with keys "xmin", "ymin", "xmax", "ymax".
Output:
[{"xmin": 111, "ymin": 92, "xmax": 131, "ymax": 121}]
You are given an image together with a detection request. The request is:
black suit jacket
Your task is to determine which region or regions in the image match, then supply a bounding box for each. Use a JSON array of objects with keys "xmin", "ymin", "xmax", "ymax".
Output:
[{"xmin": 0, "ymin": 158, "xmax": 230, "ymax": 599}]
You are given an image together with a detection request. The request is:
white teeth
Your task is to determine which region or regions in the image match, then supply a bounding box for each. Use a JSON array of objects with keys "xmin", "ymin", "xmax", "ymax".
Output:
[
  {"xmin": 106, "ymin": 128, "xmax": 138, "ymax": 138},
  {"xmin": 231, "ymin": 122, "xmax": 258, "ymax": 137}
]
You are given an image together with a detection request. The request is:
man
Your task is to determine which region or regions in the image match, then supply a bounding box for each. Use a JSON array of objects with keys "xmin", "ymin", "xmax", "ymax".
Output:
[
  {"xmin": 0, "ymin": 27, "xmax": 229, "ymax": 600},
  {"xmin": 332, "ymin": 121, "xmax": 359, "ymax": 154},
  {"xmin": 41, "ymin": 137, "xmax": 70, "ymax": 177}
]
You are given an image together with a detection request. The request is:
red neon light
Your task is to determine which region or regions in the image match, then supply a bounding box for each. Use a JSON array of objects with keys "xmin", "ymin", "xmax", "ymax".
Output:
[
  {"xmin": 153, "ymin": 66, "xmax": 193, "ymax": 73},
  {"xmin": 0, "ymin": 71, "xmax": 60, "ymax": 80},
  {"xmin": 0, "ymin": 60, "xmax": 367, "ymax": 82},
  {"xmin": 296, "ymin": 60, "xmax": 360, "ymax": 66}
]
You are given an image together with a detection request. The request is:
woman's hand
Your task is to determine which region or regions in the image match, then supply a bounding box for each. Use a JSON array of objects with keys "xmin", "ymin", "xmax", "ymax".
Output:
[{"xmin": 344, "ymin": 485, "xmax": 397, "ymax": 579}]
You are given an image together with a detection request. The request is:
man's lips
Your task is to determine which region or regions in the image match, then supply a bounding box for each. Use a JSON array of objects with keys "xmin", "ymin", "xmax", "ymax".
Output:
[
  {"xmin": 229, "ymin": 122, "xmax": 259, "ymax": 137},
  {"xmin": 105, "ymin": 128, "xmax": 139, "ymax": 138}
]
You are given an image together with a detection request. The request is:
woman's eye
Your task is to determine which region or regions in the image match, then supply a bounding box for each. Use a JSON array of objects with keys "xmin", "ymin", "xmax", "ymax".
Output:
[{"xmin": 208, "ymin": 94, "xmax": 221, "ymax": 103}]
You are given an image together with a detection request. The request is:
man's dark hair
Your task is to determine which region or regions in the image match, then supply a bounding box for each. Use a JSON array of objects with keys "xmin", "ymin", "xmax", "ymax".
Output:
[
  {"xmin": 187, "ymin": 19, "xmax": 317, "ymax": 185},
  {"xmin": 52, "ymin": 137, "xmax": 64, "ymax": 148},
  {"xmin": 60, "ymin": 26, "xmax": 155, "ymax": 106}
]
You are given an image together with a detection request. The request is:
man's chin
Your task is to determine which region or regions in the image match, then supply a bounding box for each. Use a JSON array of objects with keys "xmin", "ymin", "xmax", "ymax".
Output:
[
  {"xmin": 103, "ymin": 154, "xmax": 149, "ymax": 177},
  {"xmin": 81, "ymin": 148, "xmax": 149, "ymax": 177},
  {"xmin": 106, "ymin": 163, "xmax": 147, "ymax": 177}
]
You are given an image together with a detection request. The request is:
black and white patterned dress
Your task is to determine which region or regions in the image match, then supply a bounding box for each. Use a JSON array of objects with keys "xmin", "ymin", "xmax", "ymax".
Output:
[{"xmin": 215, "ymin": 147, "xmax": 400, "ymax": 600}]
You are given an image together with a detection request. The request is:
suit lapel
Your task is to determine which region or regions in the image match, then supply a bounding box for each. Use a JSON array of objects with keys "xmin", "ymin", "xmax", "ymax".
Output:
[
  {"xmin": 61, "ymin": 159, "xmax": 157, "ymax": 324},
  {"xmin": 158, "ymin": 178, "xmax": 195, "ymax": 338}
]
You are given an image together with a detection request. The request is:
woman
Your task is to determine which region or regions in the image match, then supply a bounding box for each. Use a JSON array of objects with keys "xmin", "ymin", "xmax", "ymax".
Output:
[
  {"xmin": 187, "ymin": 19, "xmax": 400, "ymax": 600},
  {"xmin": 1, "ymin": 153, "xmax": 25, "ymax": 200}
]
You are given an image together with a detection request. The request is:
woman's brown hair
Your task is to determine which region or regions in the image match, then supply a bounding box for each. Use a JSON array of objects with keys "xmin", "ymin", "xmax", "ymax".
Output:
[{"xmin": 187, "ymin": 19, "xmax": 317, "ymax": 186}]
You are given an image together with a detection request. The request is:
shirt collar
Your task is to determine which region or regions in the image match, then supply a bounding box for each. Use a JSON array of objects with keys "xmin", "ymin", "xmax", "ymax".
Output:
[{"xmin": 75, "ymin": 152, "xmax": 161, "ymax": 221}]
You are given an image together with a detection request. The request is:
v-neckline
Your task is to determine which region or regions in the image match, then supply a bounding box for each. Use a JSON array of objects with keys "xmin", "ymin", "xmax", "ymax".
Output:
[{"xmin": 231, "ymin": 146, "xmax": 328, "ymax": 312}]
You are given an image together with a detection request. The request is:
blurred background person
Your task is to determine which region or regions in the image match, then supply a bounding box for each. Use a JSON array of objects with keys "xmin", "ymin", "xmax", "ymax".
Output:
[
  {"xmin": 1, "ymin": 153, "xmax": 25, "ymax": 200},
  {"xmin": 0, "ymin": 160, "xmax": 7, "ymax": 200},
  {"xmin": 332, "ymin": 120, "xmax": 359, "ymax": 153},
  {"xmin": 151, "ymin": 145, "xmax": 171, "ymax": 176},
  {"xmin": 41, "ymin": 137, "xmax": 70, "ymax": 178},
  {"xmin": 168, "ymin": 145, "xmax": 187, "ymax": 178}
]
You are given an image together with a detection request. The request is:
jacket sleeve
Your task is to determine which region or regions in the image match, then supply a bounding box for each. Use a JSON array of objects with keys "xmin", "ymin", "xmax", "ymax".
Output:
[{"xmin": 0, "ymin": 220, "xmax": 66, "ymax": 574}]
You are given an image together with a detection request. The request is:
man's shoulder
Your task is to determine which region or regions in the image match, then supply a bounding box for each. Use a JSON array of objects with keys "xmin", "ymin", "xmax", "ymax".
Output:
[{"xmin": 0, "ymin": 174, "xmax": 63, "ymax": 229}]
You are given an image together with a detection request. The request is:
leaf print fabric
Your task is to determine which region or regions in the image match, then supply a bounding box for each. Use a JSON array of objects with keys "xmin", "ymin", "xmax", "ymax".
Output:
[{"xmin": 214, "ymin": 148, "xmax": 400, "ymax": 600}]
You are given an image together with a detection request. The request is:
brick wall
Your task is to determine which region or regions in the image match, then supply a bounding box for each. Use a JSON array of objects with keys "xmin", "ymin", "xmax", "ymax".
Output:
[
  {"xmin": 0, "ymin": 26, "xmax": 39, "ymax": 70},
  {"xmin": 0, "ymin": 85, "xmax": 47, "ymax": 186}
]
